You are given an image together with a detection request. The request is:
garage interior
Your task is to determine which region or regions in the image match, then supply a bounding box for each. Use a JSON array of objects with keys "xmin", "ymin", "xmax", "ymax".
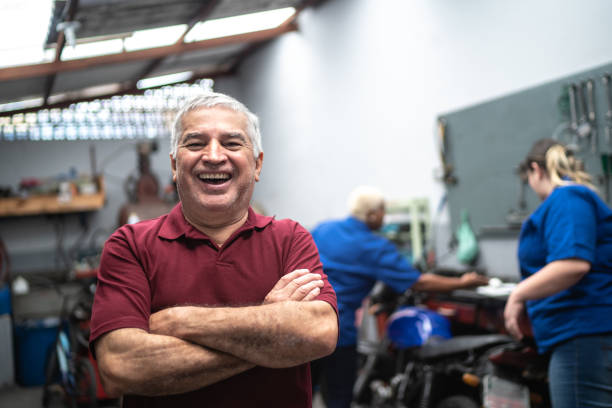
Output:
[{"xmin": 1, "ymin": 0, "xmax": 611, "ymax": 407}]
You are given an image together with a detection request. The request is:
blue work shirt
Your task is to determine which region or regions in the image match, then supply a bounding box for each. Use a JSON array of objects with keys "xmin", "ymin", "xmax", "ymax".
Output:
[
  {"xmin": 518, "ymin": 184, "xmax": 612, "ymax": 353},
  {"xmin": 311, "ymin": 216, "xmax": 420, "ymax": 346}
]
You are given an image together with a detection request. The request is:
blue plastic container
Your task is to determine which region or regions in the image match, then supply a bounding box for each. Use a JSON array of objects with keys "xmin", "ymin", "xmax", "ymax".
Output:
[
  {"xmin": 14, "ymin": 317, "xmax": 59, "ymax": 386},
  {"xmin": 0, "ymin": 286, "xmax": 10, "ymax": 315},
  {"xmin": 386, "ymin": 306, "xmax": 452, "ymax": 349}
]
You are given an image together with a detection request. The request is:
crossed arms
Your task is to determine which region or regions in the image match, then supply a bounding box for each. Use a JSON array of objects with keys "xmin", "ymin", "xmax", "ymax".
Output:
[{"xmin": 94, "ymin": 269, "xmax": 338, "ymax": 397}]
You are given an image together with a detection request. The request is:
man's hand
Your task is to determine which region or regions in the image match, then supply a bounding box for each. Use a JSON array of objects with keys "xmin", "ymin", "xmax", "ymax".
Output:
[
  {"xmin": 150, "ymin": 307, "xmax": 183, "ymax": 337},
  {"xmin": 459, "ymin": 271, "xmax": 489, "ymax": 287},
  {"xmin": 263, "ymin": 269, "xmax": 324, "ymax": 304},
  {"xmin": 150, "ymin": 269, "xmax": 325, "ymax": 337},
  {"xmin": 504, "ymin": 292, "xmax": 525, "ymax": 340}
]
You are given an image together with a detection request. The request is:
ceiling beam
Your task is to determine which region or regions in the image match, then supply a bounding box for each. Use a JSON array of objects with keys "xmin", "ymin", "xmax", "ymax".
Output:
[
  {"xmin": 44, "ymin": 0, "xmax": 81, "ymax": 104},
  {"xmin": 0, "ymin": 22, "xmax": 297, "ymax": 82},
  {"xmin": 177, "ymin": 0, "xmax": 222, "ymax": 45}
]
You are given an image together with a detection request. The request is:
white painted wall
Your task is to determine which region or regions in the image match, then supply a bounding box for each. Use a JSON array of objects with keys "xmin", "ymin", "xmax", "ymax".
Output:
[
  {"xmin": 222, "ymin": 0, "xmax": 612, "ymax": 229},
  {"xmin": 3, "ymin": 0, "xmax": 612, "ymax": 276},
  {"xmin": 213, "ymin": 0, "xmax": 612, "ymax": 278}
]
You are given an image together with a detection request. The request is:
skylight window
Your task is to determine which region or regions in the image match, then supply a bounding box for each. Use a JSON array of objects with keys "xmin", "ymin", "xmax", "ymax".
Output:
[
  {"xmin": 59, "ymin": 39, "xmax": 124, "ymax": 61},
  {"xmin": 0, "ymin": 0, "xmax": 53, "ymax": 68},
  {"xmin": 124, "ymin": 24, "xmax": 187, "ymax": 51},
  {"xmin": 185, "ymin": 7, "xmax": 296, "ymax": 42},
  {"xmin": 137, "ymin": 72, "xmax": 193, "ymax": 89}
]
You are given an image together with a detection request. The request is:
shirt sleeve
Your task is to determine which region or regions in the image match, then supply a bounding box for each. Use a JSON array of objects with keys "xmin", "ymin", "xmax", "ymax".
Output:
[
  {"xmin": 89, "ymin": 227, "xmax": 152, "ymax": 348},
  {"xmin": 286, "ymin": 224, "xmax": 338, "ymax": 316},
  {"xmin": 544, "ymin": 189, "xmax": 597, "ymax": 264},
  {"xmin": 373, "ymin": 239, "xmax": 421, "ymax": 293}
]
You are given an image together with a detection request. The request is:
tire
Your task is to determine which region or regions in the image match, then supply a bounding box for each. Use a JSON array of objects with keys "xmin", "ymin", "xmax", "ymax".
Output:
[
  {"xmin": 42, "ymin": 343, "xmax": 60, "ymax": 408},
  {"xmin": 435, "ymin": 395, "xmax": 479, "ymax": 408},
  {"xmin": 71, "ymin": 356, "xmax": 98, "ymax": 408}
]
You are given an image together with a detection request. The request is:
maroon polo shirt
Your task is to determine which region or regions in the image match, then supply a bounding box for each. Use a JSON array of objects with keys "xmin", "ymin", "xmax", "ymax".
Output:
[{"xmin": 90, "ymin": 203, "xmax": 337, "ymax": 408}]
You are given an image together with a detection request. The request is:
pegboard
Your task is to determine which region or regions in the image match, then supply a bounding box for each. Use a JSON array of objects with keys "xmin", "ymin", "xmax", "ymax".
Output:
[{"xmin": 440, "ymin": 61, "xmax": 612, "ymax": 236}]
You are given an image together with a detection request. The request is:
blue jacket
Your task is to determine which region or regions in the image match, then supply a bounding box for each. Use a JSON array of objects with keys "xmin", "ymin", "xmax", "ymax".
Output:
[
  {"xmin": 519, "ymin": 185, "xmax": 612, "ymax": 353},
  {"xmin": 311, "ymin": 216, "xmax": 420, "ymax": 346}
]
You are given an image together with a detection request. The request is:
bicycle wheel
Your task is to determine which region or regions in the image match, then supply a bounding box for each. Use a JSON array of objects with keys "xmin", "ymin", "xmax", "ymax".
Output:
[
  {"xmin": 42, "ymin": 344, "xmax": 60, "ymax": 408},
  {"xmin": 69, "ymin": 356, "xmax": 98, "ymax": 408}
]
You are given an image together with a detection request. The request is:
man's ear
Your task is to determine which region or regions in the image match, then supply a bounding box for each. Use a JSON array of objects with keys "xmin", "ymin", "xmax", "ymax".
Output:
[
  {"xmin": 170, "ymin": 154, "xmax": 177, "ymax": 183},
  {"xmin": 254, "ymin": 152, "xmax": 264, "ymax": 182}
]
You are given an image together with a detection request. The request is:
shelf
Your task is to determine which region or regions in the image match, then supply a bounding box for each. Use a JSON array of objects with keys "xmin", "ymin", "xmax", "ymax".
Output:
[{"xmin": 0, "ymin": 176, "xmax": 105, "ymax": 217}]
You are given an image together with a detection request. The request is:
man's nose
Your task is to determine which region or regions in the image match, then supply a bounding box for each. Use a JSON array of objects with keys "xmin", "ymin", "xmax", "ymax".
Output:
[{"xmin": 203, "ymin": 140, "xmax": 226, "ymax": 163}]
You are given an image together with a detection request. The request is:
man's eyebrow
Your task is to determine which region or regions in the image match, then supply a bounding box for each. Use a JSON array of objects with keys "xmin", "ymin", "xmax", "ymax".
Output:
[
  {"xmin": 225, "ymin": 132, "xmax": 249, "ymax": 142},
  {"xmin": 180, "ymin": 133, "xmax": 203, "ymax": 143}
]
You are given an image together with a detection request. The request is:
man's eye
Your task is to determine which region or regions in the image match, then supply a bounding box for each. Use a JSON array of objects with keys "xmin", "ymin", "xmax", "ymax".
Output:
[
  {"xmin": 225, "ymin": 141, "xmax": 244, "ymax": 149},
  {"xmin": 184, "ymin": 143, "xmax": 204, "ymax": 149}
]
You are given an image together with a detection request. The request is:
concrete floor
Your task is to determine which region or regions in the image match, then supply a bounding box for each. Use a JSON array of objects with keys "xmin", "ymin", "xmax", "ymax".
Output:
[
  {"xmin": 0, "ymin": 385, "xmax": 326, "ymax": 407},
  {"xmin": 0, "ymin": 384, "xmax": 120, "ymax": 408}
]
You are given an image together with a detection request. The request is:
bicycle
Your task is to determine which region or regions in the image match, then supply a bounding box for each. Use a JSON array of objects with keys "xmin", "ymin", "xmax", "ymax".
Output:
[{"xmin": 42, "ymin": 277, "xmax": 98, "ymax": 408}]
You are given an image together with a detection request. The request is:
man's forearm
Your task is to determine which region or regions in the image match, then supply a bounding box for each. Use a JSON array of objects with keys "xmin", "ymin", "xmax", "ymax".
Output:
[
  {"xmin": 95, "ymin": 328, "xmax": 254, "ymax": 397},
  {"xmin": 150, "ymin": 300, "xmax": 338, "ymax": 368}
]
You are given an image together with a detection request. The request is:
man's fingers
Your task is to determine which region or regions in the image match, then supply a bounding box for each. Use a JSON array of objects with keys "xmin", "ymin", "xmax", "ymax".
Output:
[
  {"xmin": 290, "ymin": 279, "xmax": 324, "ymax": 300},
  {"xmin": 302, "ymin": 287, "xmax": 321, "ymax": 301},
  {"xmin": 272, "ymin": 269, "xmax": 310, "ymax": 290},
  {"xmin": 263, "ymin": 269, "xmax": 322, "ymax": 304}
]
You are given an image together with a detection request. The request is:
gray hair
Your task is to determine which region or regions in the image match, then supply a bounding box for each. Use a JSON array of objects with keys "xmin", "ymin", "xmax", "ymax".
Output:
[
  {"xmin": 347, "ymin": 186, "xmax": 385, "ymax": 222},
  {"xmin": 170, "ymin": 91, "xmax": 263, "ymax": 159}
]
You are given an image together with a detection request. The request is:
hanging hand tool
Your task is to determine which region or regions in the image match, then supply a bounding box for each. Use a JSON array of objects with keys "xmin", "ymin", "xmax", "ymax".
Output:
[
  {"xmin": 575, "ymin": 82, "xmax": 592, "ymax": 150},
  {"xmin": 603, "ymin": 74, "xmax": 612, "ymax": 148},
  {"xmin": 601, "ymin": 74, "xmax": 612, "ymax": 202},
  {"xmin": 567, "ymin": 83, "xmax": 581, "ymax": 149},
  {"xmin": 436, "ymin": 118, "xmax": 457, "ymax": 185},
  {"xmin": 585, "ymin": 79, "xmax": 597, "ymax": 153}
]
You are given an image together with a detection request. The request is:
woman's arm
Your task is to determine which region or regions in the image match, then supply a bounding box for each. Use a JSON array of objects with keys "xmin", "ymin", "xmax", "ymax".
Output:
[{"xmin": 504, "ymin": 259, "xmax": 590, "ymax": 339}]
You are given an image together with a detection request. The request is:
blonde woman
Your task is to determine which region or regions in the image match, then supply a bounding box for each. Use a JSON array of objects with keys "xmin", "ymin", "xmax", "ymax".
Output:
[{"xmin": 504, "ymin": 138, "xmax": 612, "ymax": 407}]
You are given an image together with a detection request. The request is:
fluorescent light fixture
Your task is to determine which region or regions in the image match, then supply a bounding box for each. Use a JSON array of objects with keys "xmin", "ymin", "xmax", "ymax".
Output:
[
  {"xmin": 0, "ymin": 98, "xmax": 44, "ymax": 113},
  {"xmin": 137, "ymin": 71, "xmax": 193, "ymax": 89},
  {"xmin": 60, "ymin": 39, "xmax": 124, "ymax": 61},
  {"xmin": 124, "ymin": 24, "xmax": 187, "ymax": 51},
  {"xmin": 185, "ymin": 7, "xmax": 296, "ymax": 42}
]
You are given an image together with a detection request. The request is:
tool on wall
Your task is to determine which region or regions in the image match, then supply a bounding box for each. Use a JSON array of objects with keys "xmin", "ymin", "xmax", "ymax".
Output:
[
  {"xmin": 585, "ymin": 79, "xmax": 597, "ymax": 153},
  {"xmin": 576, "ymin": 82, "xmax": 593, "ymax": 148},
  {"xmin": 435, "ymin": 118, "xmax": 457, "ymax": 185},
  {"xmin": 603, "ymin": 74, "xmax": 612, "ymax": 149},
  {"xmin": 557, "ymin": 82, "xmax": 593, "ymax": 152},
  {"xmin": 601, "ymin": 74, "xmax": 612, "ymax": 202},
  {"xmin": 568, "ymin": 83, "xmax": 579, "ymax": 139}
]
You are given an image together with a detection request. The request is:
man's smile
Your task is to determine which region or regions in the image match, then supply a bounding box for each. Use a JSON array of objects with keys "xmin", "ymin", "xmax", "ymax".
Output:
[{"xmin": 198, "ymin": 172, "xmax": 232, "ymax": 185}]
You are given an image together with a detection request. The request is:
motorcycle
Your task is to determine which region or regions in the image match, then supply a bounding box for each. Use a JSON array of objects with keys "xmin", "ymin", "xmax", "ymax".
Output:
[{"xmin": 352, "ymin": 282, "xmax": 549, "ymax": 408}]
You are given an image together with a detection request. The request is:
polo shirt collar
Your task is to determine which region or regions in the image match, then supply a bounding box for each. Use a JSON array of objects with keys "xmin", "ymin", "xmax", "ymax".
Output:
[{"xmin": 158, "ymin": 203, "xmax": 273, "ymax": 241}]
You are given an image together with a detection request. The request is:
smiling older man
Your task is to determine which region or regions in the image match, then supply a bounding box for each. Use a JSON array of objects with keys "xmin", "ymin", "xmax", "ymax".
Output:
[{"xmin": 89, "ymin": 92, "xmax": 338, "ymax": 408}]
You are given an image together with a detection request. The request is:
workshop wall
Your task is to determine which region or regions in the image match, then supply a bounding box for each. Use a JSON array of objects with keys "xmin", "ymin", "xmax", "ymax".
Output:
[
  {"xmin": 0, "ymin": 139, "xmax": 174, "ymax": 274},
  {"xmin": 2, "ymin": 0, "xmax": 612, "ymax": 279},
  {"xmin": 441, "ymin": 61, "xmax": 612, "ymax": 236},
  {"xmin": 221, "ymin": 0, "xmax": 612, "ymax": 278}
]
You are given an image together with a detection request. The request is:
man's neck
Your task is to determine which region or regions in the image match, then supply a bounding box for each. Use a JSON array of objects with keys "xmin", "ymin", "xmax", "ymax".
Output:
[{"xmin": 185, "ymin": 210, "xmax": 249, "ymax": 247}]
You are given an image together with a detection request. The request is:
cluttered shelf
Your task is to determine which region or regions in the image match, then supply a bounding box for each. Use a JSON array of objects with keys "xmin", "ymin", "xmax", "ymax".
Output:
[{"xmin": 0, "ymin": 176, "xmax": 105, "ymax": 217}]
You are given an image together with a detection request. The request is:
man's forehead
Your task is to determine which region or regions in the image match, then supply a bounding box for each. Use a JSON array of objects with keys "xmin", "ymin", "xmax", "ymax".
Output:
[
  {"xmin": 179, "ymin": 107, "xmax": 250, "ymax": 141},
  {"xmin": 182, "ymin": 105, "xmax": 248, "ymax": 125}
]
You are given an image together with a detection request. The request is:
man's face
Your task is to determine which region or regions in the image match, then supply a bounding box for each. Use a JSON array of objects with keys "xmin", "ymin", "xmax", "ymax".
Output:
[
  {"xmin": 171, "ymin": 106, "xmax": 263, "ymax": 222},
  {"xmin": 367, "ymin": 204, "xmax": 386, "ymax": 231}
]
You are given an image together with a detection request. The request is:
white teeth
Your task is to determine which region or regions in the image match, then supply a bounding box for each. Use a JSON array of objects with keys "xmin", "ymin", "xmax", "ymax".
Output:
[{"xmin": 199, "ymin": 173, "xmax": 230, "ymax": 180}]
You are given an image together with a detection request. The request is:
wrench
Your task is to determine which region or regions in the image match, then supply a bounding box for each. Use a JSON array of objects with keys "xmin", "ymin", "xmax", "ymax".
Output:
[{"xmin": 585, "ymin": 79, "xmax": 597, "ymax": 153}]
